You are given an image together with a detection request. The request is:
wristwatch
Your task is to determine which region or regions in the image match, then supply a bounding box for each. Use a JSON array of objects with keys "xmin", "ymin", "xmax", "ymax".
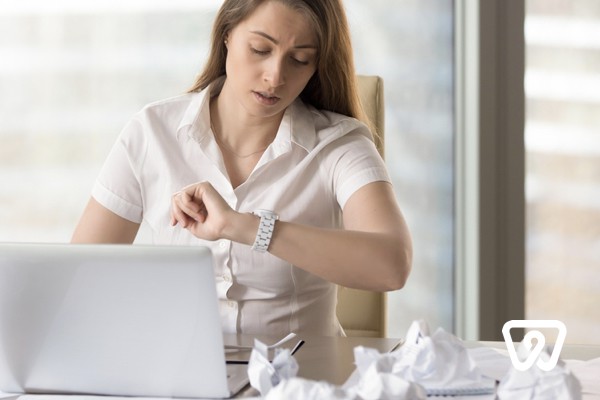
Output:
[{"xmin": 252, "ymin": 209, "xmax": 279, "ymax": 253}]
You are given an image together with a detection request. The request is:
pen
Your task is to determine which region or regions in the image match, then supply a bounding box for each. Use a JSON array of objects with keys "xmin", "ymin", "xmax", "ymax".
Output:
[
  {"xmin": 389, "ymin": 339, "xmax": 404, "ymax": 353},
  {"xmin": 290, "ymin": 339, "xmax": 305, "ymax": 355}
]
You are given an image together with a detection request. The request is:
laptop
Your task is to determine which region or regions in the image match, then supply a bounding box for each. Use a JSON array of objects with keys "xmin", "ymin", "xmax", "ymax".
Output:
[{"xmin": 0, "ymin": 243, "xmax": 249, "ymax": 398}]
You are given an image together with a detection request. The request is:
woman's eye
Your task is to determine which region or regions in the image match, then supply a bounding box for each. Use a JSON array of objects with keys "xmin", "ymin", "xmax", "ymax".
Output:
[
  {"xmin": 292, "ymin": 58, "xmax": 310, "ymax": 66},
  {"xmin": 251, "ymin": 47, "xmax": 270, "ymax": 55},
  {"xmin": 249, "ymin": 45, "xmax": 312, "ymax": 66}
]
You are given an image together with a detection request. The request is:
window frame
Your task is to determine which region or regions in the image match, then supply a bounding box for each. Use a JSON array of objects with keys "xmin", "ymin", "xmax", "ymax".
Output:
[{"xmin": 454, "ymin": 0, "xmax": 526, "ymax": 340}]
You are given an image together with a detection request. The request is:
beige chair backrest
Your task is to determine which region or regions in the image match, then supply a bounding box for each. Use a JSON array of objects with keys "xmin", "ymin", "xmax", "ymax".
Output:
[{"xmin": 336, "ymin": 75, "xmax": 386, "ymax": 337}]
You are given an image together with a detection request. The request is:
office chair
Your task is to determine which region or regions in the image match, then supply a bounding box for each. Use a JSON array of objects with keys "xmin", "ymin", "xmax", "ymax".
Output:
[{"xmin": 336, "ymin": 75, "xmax": 386, "ymax": 337}]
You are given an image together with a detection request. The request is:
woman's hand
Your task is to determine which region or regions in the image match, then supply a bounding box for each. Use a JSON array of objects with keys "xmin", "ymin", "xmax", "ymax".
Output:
[{"xmin": 170, "ymin": 181, "xmax": 235, "ymax": 241}]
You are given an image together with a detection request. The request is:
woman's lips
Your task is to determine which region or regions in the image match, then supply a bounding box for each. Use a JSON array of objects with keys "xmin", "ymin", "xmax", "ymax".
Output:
[{"xmin": 253, "ymin": 91, "xmax": 280, "ymax": 106}]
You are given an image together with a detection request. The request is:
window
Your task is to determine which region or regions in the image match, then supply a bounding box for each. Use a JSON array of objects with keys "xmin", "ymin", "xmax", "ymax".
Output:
[
  {"xmin": 344, "ymin": 1, "xmax": 455, "ymax": 337},
  {"xmin": 0, "ymin": 1, "xmax": 220, "ymax": 241},
  {"xmin": 525, "ymin": 0, "xmax": 600, "ymax": 344}
]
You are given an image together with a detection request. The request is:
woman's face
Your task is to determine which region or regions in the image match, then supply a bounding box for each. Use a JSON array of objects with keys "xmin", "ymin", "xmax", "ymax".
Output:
[{"xmin": 223, "ymin": 1, "xmax": 318, "ymax": 120}]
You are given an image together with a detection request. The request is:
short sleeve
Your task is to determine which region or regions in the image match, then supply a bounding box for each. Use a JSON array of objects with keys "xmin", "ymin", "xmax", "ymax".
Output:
[
  {"xmin": 320, "ymin": 130, "xmax": 391, "ymax": 209},
  {"xmin": 92, "ymin": 118, "xmax": 146, "ymax": 223}
]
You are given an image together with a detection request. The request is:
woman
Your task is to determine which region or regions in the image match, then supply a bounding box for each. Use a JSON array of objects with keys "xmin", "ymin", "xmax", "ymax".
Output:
[{"xmin": 72, "ymin": 0, "xmax": 412, "ymax": 336}]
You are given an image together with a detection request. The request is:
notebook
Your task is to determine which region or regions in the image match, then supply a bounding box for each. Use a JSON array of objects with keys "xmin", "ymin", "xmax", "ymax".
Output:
[{"xmin": 0, "ymin": 243, "xmax": 248, "ymax": 399}]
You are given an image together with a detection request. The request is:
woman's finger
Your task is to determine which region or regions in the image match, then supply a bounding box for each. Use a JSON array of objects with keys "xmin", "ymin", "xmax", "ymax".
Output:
[
  {"xmin": 177, "ymin": 192, "xmax": 197, "ymax": 218},
  {"xmin": 171, "ymin": 191, "xmax": 196, "ymax": 227}
]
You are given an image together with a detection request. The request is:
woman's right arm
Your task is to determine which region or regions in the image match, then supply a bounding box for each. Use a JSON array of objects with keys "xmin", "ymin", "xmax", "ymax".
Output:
[{"xmin": 71, "ymin": 198, "xmax": 140, "ymax": 244}]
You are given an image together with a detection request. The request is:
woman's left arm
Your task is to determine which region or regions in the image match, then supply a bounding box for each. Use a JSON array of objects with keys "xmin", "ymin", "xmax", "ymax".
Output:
[
  {"xmin": 171, "ymin": 180, "xmax": 412, "ymax": 291},
  {"xmin": 264, "ymin": 181, "xmax": 412, "ymax": 291}
]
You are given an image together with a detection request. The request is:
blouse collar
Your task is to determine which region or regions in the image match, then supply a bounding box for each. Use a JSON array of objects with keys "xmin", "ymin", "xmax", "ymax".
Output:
[{"xmin": 176, "ymin": 81, "xmax": 318, "ymax": 154}]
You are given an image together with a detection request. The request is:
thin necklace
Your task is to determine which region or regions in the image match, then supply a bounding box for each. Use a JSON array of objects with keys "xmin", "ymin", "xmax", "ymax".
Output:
[{"xmin": 211, "ymin": 120, "xmax": 271, "ymax": 159}]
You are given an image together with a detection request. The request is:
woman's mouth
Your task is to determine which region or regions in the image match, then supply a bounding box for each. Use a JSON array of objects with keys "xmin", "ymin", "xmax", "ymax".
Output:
[{"xmin": 253, "ymin": 91, "xmax": 280, "ymax": 106}]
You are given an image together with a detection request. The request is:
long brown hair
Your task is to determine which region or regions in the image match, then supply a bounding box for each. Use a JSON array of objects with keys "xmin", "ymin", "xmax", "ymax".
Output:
[{"xmin": 188, "ymin": 0, "xmax": 377, "ymax": 137}]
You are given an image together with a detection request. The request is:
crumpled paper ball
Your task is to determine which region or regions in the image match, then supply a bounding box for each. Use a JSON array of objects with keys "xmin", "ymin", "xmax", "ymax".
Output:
[
  {"xmin": 348, "ymin": 348, "xmax": 426, "ymax": 399},
  {"xmin": 497, "ymin": 344, "xmax": 582, "ymax": 400},
  {"xmin": 383, "ymin": 320, "xmax": 495, "ymax": 396},
  {"xmin": 264, "ymin": 377, "xmax": 351, "ymax": 400},
  {"xmin": 248, "ymin": 339, "xmax": 299, "ymax": 396}
]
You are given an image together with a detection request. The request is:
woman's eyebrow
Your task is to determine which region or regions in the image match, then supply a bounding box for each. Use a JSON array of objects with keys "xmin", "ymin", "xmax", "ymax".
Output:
[{"xmin": 249, "ymin": 30, "xmax": 317, "ymax": 49}]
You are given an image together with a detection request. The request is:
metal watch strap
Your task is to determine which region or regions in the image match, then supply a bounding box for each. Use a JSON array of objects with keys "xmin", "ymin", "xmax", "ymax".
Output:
[{"xmin": 252, "ymin": 210, "xmax": 278, "ymax": 253}]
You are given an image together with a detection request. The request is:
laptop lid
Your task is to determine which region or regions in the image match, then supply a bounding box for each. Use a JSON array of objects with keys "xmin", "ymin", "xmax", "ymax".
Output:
[{"xmin": 0, "ymin": 243, "xmax": 243, "ymax": 399}]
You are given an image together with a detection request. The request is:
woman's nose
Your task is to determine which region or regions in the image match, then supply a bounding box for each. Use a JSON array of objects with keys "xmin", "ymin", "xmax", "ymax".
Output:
[{"xmin": 263, "ymin": 57, "xmax": 286, "ymax": 87}]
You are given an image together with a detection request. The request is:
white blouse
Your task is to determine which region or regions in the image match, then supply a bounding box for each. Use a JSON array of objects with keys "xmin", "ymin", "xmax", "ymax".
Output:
[{"xmin": 92, "ymin": 87, "xmax": 391, "ymax": 337}]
